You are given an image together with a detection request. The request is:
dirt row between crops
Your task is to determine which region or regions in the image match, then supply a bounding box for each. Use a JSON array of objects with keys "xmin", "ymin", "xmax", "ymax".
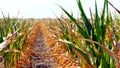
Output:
[
  {"xmin": 17, "ymin": 22, "xmax": 81, "ymax": 68},
  {"xmin": 16, "ymin": 22, "xmax": 57, "ymax": 68},
  {"xmin": 29, "ymin": 23, "xmax": 57, "ymax": 68}
]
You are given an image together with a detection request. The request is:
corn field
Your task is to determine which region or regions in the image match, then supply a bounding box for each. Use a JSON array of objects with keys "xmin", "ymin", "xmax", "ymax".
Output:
[{"xmin": 0, "ymin": 0, "xmax": 120, "ymax": 68}]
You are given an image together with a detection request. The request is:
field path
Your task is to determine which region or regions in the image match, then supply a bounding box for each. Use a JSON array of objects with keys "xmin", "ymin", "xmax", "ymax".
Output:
[
  {"xmin": 17, "ymin": 22, "xmax": 57, "ymax": 68},
  {"xmin": 29, "ymin": 22, "xmax": 57, "ymax": 68},
  {"xmin": 17, "ymin": 22, "xmax": 80, "ymax": 68}
]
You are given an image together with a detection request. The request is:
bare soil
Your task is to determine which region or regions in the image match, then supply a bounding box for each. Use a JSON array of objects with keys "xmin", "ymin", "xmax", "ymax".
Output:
[{"xmin": 29, "ymin": 26, "xmax": 57, "ymax": 68}]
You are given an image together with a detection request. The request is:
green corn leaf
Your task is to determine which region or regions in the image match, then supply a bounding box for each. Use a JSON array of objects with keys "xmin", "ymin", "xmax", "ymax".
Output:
[
  {"xmin": 104, "ymin": 52, "xmax": 110, "ymax": 65},
  {"xmin": 100, "ymin": 0, "xmax": 107, "ymax": 43},
  {"xmin": 94, "ymin": 0, "xmax": 101, "ymax": 41},
  {"xmin": 101, "ymin": 56, "xmax": 109, "ymax": 68},
  {"xmin": 101, "ymin": 2, "xmax": 105, "ymax": 23},
  {"xmin": 99, "ymin": 55, "xmax": 109, "ymax": 68},
  {"xmin": 110, "ymin": 58, "xmax": 115, "ymax": 68},
  {"xmin": 100, "ymin": 0, "xmax": 106, "ymax": 40},
  {"xmin": 57, "ymin": 17, "xmax": 69, "ymax": 35},
  {"xmin": 67, "ymin": 44, "xmax": 75, "ymax": 57},
  {"xmin": 56, "ymin": 17, "xmax": 70, "ymax": 41},
  {"xmin": 69, "ymin": 43, "xmax": 91, "ymax": 65},
  {"xmin": 101, "ymin": 25, "xmax": 106, "ymax": 42},
  {"xmin": 59, "ymin": 6, "xmax": 89, "ymax": 39},
  {"xmin": 57, "ymin": 17, "xmax": 65, "ymax": 29},
  {"xmin": 59, "ymin": 39, "xmax": 91, "ymax": 65},
  {"xmin": 106, "ymin": 0, "xmax": 110, "ymax": 25},
  {"xmin": 57, "ymin": 17, "xmax": 76, "ymax": 56},
  {"xmin": 77, "ymin": 0, "xmax": 93, "ymax": 37}
]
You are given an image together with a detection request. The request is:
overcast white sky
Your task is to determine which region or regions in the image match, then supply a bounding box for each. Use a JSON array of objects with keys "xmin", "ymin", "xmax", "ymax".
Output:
[{"xmin": 0, "ymin": 0, "xmax": 119, "ymax": 18}]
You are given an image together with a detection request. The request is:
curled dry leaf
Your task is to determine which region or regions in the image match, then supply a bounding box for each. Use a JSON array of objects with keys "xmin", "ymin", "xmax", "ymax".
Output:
[{"xmin": 0, "ymin": 39, "xmax": 11, "ymax": 51}]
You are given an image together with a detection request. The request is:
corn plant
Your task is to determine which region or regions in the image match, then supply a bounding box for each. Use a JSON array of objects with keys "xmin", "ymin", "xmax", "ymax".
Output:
[
  {"xmin": 0, "ymin": 14, "xmax": 32, "ymax": 68},
  {"xmin": 58, "ymin": 0, "xmax": 120, "ymax": 68}
]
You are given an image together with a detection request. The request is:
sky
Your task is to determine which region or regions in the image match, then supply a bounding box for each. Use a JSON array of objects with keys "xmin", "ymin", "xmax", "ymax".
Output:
[{"xmin": 0, "ymin": 0, "xmax": 119, "ymax": 18}]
